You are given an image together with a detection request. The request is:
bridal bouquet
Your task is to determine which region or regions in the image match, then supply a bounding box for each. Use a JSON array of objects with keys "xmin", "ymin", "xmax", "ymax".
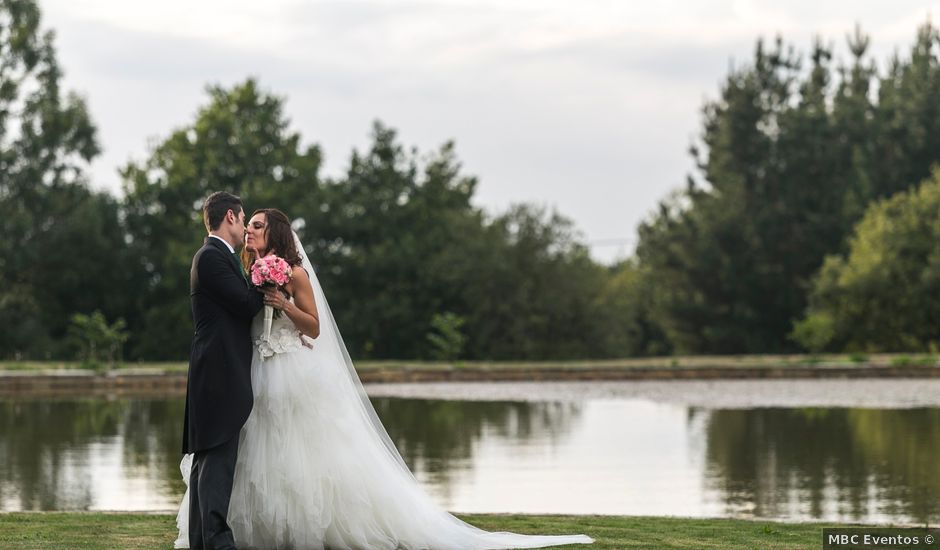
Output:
[{"xmin": 250, "ymin": 255, "xmax": 292, "ymax": 340}]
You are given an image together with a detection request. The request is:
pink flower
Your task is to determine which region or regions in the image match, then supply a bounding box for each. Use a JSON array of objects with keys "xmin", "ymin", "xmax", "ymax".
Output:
[{"xmin": 249, "ymin": 254, "xmax": 293, "ymax": 289}]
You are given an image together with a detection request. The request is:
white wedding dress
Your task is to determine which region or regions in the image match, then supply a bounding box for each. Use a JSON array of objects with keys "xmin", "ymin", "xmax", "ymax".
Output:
[{"xmin": 174, "ymin": 234, "xmax": 594, "ymax": 550}]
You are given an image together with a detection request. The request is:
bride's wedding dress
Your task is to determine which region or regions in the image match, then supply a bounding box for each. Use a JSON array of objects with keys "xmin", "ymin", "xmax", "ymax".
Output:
[{"xmin": 174, "ymin": 233, "xmax": 593, "ymax": 549}]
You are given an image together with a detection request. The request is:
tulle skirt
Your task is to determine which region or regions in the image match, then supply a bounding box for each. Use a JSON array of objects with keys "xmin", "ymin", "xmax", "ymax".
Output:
[{"xmin": 176, "ymin": 343, "xmax": 594, "ymax": 549}]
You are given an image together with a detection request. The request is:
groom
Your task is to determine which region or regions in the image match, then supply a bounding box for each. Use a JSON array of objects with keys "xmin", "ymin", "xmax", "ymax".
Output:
[{"xmin": 182, "ymin": 191, "xmax": 264, "ymax": 550}]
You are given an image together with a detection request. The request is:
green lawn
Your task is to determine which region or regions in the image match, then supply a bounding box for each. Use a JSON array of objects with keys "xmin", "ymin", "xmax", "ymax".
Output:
[{"xmin": 0, "ymin": 512, "xmax": 860, "ymax": 549}]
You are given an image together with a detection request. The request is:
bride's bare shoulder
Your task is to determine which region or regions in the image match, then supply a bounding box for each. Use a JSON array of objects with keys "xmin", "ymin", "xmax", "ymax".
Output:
[
  {"xmin": 291, "ymin": 264, "xmax": 309, "ymax": 281},
  {"xmin": 289, "ymin": 265, "xmax": 312, "ymax": 293}
]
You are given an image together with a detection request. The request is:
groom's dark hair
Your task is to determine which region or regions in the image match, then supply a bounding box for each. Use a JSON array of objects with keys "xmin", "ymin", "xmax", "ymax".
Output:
[{"xmin": 203, "ymin": 191, "xmax": 243, "ymax": 231}]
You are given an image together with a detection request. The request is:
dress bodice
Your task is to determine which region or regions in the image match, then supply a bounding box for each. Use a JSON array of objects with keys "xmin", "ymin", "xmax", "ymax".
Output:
[{"xmin": 252, "ymin": 300, "xmax": 304, "ymax": 358}]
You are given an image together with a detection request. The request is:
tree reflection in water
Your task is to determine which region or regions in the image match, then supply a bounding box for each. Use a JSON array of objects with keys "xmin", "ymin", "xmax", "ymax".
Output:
[
  {"xmin": 370, "ymin": 398, "xmax": 583, "ymax": 502},
  {"xmin": 0, "ymin": 398, "xmax": 185, "ymax": 510},
  {"xmin": 0, "ymin": 397, "xmax": 583, "ymax": 511},
  {"xmin": 702, "ymin": 408, "xmax": 940, "ymax": 523},
  {"xmin": 11, "ymin": 395, "xmax": 937, "ymax": 522}
]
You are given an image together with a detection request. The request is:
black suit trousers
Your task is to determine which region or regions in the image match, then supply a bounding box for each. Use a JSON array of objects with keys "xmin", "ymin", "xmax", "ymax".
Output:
[{"xmin": 189, "ymin": 435, "xmax": 240, "ymax": 550}]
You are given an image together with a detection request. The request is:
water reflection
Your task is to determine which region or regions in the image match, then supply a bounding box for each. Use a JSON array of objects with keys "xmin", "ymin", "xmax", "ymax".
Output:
[
  {"xmin": 374, "ymin": 399, "xmax": 583, "ymax": 504},
  {"xmin": 703, "ymin": 408, "xmax": 940, "ymax": 523},
  {"xmin": 0, "ymin": 399, "xmax": 186, "ymax": 510},
  {"xmin": 0, "ymin": 397, "xmax": 582, "ymax": 512},
  {"xmin": 1, "ymin": 393, "xmax": 937, "ymax": 523}
]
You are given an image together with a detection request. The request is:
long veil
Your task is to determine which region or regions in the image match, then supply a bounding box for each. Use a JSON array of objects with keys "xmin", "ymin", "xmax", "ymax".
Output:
[
  {"xmin": 290, "ymin": 231, "xmax": 593, "ymax": 548},
  {"xmin": 291, "ymin": 229, "xmax": 417, "ymax": 479}
]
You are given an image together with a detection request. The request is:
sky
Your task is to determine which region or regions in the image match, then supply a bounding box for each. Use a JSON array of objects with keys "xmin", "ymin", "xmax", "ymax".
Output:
[{"xmin": 39, "ymin": 0, "xmax": 940, "ymax": 264}]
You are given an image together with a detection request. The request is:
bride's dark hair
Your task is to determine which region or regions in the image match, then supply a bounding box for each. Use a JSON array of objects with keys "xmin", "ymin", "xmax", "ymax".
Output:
[{"xmin": 240, "ymin": 208, "xmax": 303, "ymax": 270}]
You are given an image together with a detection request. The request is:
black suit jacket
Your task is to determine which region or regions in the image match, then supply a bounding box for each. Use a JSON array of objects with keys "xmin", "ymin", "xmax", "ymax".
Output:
[{"xmin": 182, "ymin": 236, "xmax": 264, "ymax": 454}]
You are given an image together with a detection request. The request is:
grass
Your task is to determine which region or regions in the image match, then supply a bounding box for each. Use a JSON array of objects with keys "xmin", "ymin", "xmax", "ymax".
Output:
[
  {"xmin": 0, "ymin": 512, "xmax": 175, "ymax": 550},
  {"xmin": 3, "ymin": 353, "xmax": 940, "ymax": 374},
  {"xmin": 465, "ymin": 514, "xmax": 838, "ymax": 549},
  {"xmin": 0, "ymin": 512, "xmax": 857, "ymax": 549}
]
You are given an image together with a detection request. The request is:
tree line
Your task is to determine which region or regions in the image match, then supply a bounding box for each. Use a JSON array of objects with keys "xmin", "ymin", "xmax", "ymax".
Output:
[
  {"xmin": 633, "ymin": 23, "xmax": 940, "ymax": 354},
  {"xmin": 4, "ymin": 0, "xmax": 940, "ymax": 361}
]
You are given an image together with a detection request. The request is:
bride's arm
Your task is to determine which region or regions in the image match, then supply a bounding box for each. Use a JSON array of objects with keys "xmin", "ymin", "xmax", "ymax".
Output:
[{"xmin": 262, "ymin": 266, "xmax": 320, "ymax": 339}]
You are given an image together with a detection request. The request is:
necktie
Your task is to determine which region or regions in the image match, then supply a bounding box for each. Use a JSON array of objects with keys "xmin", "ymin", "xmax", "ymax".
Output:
[{"xmin": 234, "ymin": 252, "xmax": 249, "ymax": 283}]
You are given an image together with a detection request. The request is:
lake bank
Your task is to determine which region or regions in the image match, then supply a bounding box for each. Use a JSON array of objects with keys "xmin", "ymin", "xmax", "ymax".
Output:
[
  {"xmin": 0, "ymin": 511, "xmax": 892, "ymax": 550},
  {"xmin": 3, "ymin": 354, "xmax": 940, "ymax": 398}
]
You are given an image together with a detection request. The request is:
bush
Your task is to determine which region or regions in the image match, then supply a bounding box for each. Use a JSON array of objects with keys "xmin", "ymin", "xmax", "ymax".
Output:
[
  {"xmin": 796, "ymin": 168, "xmax": 940, "ymax": 352},
  {"xmin": 426, "ymin": 312, "xmax": 467, "ymax": 361},
  {"xmin": 67, "ymin": 311, "xmax": 129, "ymax": 371},
  {"xmin": 789, "ymin": 312, "xmax": 835, "ymax": 353}
]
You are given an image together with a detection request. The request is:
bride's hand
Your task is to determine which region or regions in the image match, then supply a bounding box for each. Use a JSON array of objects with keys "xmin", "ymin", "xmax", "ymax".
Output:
[{"xmin": 262, "ymin": 287, "xmax": 289, "ymax": 311}]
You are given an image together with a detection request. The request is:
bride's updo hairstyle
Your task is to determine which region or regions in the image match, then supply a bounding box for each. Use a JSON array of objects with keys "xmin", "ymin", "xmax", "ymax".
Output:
[{"xmin": 243, "ymin": 208, "xmax": 303, "ymax": 268}]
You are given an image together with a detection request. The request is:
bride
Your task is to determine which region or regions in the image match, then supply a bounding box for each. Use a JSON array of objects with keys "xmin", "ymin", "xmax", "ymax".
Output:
[{"xmin": 174, "ymin": 208, "xmax": 594, "ymax": 549}]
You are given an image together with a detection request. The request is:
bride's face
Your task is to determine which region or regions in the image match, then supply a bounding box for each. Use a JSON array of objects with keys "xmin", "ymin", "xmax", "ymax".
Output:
[{"xmin": 245, "ymin": 213, "xmax": 269, "ymax": 255}]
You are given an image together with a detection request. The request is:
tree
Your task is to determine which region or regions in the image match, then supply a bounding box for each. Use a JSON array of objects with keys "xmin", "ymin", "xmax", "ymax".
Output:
[
  {"xmin": 67, "ymin": 310, "xmax": 129, "ymax": 369},
  {"xmin": 794, "ymin": 168, "xmax": 940, "ymax": 352},
  {"xmin": 426, "ymin": 312, "xmax": 467, "ymax": 361},
  {"xmin": 119, "ymin": 85, "xmax": 620, "ymax": 361},
  {"xmin": 594, "ymin": 259, "xmax": 671, "ymax": 357},
  {"xmin": 442, "ymin": 204, "xmax": 614, "ymax": 360},
  {"xmin": 638, "ymin": 37, "xmax": 817, "ymax": 353},
  {"xmin": 637, "ymin": 23, "xmax": 940, "ymax": 354},
  {"xmin": 871, "ymin": 23, "xmax": 940, "ymax": 202},
  {"xmin": 312, "ymin": 122, "xmax": 481, "ymax": 358},
  {"xmin": 121, "ymin": 79, "xmax": 323, "ymax": 359},
  {"xmin": 0, "ymin": 0, "xmax": 129, "ymax": 359}
]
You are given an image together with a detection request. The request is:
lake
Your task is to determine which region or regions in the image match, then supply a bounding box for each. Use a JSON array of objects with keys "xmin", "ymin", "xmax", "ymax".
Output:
[{"xmin": 2, "ymin": 379, "xmax": 938, "ymax": 523}]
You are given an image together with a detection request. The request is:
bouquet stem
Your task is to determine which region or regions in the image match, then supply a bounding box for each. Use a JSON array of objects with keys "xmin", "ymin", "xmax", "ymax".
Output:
[{"xmin": 263, "ymin": 305, "xmax": 273, "ymax": 340}]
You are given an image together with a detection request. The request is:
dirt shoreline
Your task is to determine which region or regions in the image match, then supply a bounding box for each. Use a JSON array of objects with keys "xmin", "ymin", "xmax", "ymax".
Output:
[{"xmin": 3, "ymin": 363, "xmax": 939, "ymax": 398}]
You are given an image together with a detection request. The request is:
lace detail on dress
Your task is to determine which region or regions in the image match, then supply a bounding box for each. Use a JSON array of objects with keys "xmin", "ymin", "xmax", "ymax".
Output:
[{"xmin": 256, "ymin": 323, "xmax": 304, "ymax": 358}]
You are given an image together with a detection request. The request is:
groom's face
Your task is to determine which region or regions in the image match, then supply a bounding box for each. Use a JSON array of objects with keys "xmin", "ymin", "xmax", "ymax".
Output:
[{"xmin": 228, "ymin": 208, "xmax": 246, "ymax": 243}]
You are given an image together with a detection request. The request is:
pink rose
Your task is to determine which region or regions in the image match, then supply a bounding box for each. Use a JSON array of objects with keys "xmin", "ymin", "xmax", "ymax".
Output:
[{"xmin": 249, "ymin": 254, "xmax": 293, "ymax": 289}]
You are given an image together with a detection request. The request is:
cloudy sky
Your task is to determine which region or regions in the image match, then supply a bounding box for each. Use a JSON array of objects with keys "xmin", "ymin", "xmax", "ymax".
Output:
[{"xmin": 40, "ymin": 0, "xmax": 940, "ymax": 263}]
